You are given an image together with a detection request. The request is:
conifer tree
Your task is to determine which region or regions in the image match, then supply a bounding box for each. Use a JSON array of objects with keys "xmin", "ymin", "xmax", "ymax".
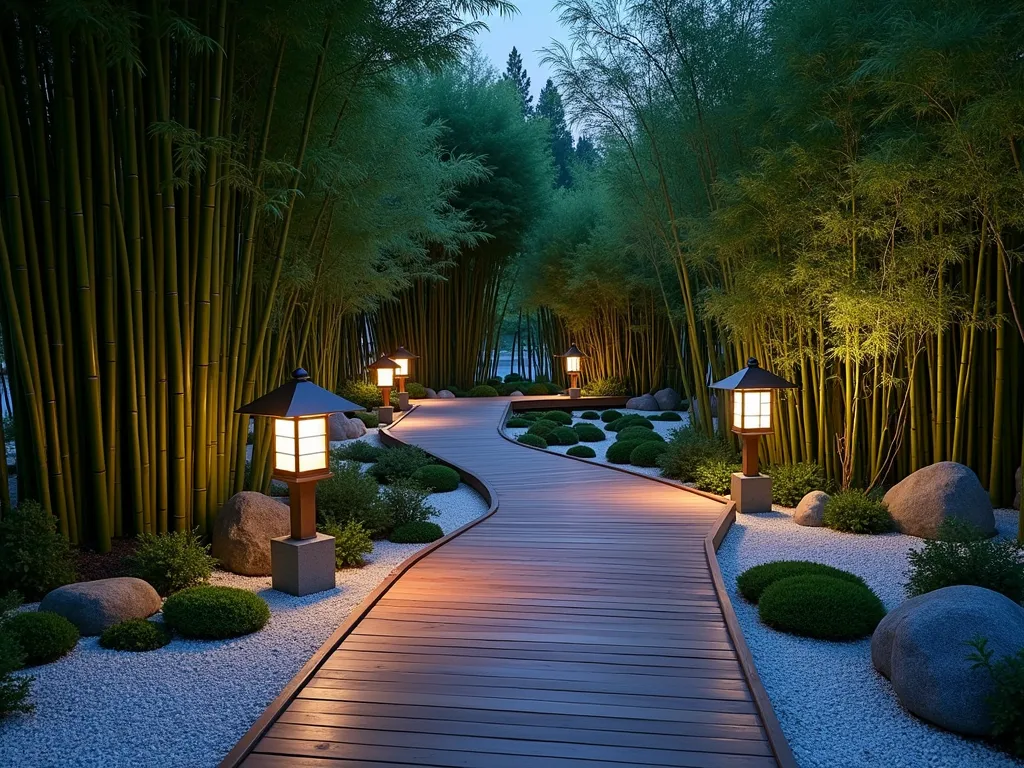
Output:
[
  {"xmin": 536, "ymin": 79, "xmax": 574, "ymax": 187},
  {"xmin": 503, "ymin": 46, "xmax": 533, "ymax": 116}
]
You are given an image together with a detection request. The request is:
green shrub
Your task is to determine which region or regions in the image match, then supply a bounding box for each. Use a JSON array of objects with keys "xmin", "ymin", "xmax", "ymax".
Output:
[
  {"xmin": 758, "ymin": 575, "xmax": 886, "ymax": 640},
  {"xmin": 581, "ymin": 376, "xmax": 628, "ymax": 396},
  {"xmin": 498, "ymin": 382, "xmax": 528, "ymax": 395},
  {"xmin": 534, "ymin": 373, "xmax": 551, "ymax": 384},
  {"xmin": 128, "ymin": 529, "xmax": 215, "ymax": 596},
  {"xmin": 905, "ymin": 520, "xmax": 1024, "ymax": 603},
  {"xmin": 504, "ymin": 373, "xmax": 524, "ymax": 383},
  {"xmin": 337, "ymin": 380, "xmax": 382, "ymax": 409},
  {"xmin": 651, "ymin": 411, "xmax": 683, "ymax": 422},
  {"xmin": 607, "ymin": 415, "xmax": 654, "ymax": 432},
  {"xmin": 538, "ymin": 410, "xmax": 572, "ymax": 426},
  {"xmin": 580, "ymin": 411, "xmax": 600, "ymax": 420},
  {"xmin": 0, "ymin": 631, "xmax": 31, "ymax": 717},
  {"xmin": 379, "ymin": 483, "xmax": 438, "ymax": 529},
  {"xmin": 467, "ymin": 384, "xmax": 499, "ymax": 397},
  {"xmin": 573, "ymin": 423, "xmax": 606, "ymax": 442},
  {"xmin": 411, "ymin": 464, "xmax": 461, "ymax": 493},
  {"xmin": 567, "ymin": 446, "xmax": 596, "ymax": 459},
  {"xmin": 600, "ymin": 410, "xmax": 623, "ymax": 423},
  {"xmin": 693, "ymin": 458, "xmax": 741, "ymax": 495},
  {"xmin": 517, "ymin": 433, "xmax": 548, "ymax": 449},
  {"xmin": 370, "ymin": 445, "xmax": 434, "ymax": 484},
  {"xmin": 525, "ymin": 383, "xmax": 549, "ymax": 396},
  {"xmin": 332, "ymin": 441, "xmax": 382, "ymax": 463},
  {"xmin": 616, "ymin": 425, "xmax": 663, "ymax": 443},
  {"xmin": 485, "ymin": 377, "xmax": 503, "ymax": 387},
  {"xmin": 658, "ymin": 426, "xmax": 737, "ymax": 482},
  {"xmin": 444, "ymin": 385, "xmax": 466, "ymax": 397},
  {"xmin": 630, "ymin": 441, "xmax": 669, "ymax": 468},
  {"xmin": 548, "ymin": 426, "xmax": 580, "ymax": 446},
  {"xmin": 526, "ymin": 419, "xmax": 560, "ymax": 437},
  {"xmin": 320, "ymin": 521, "xmax": 374, "ymax": 568},
  {"xmin": 544, "ymin": 383, "xmax": 563, "ymax": 395},
  {"xmin": 99, "ymin": 619, "xmax": 171, "ymax": 652},
  {"xmin": 406, "ymin": 382, "xmax": 428, "ymax": 399},
  {"xmin": 968, "ymin": 638, "xmax": 1024, "ymax": 758},
  {"xmin": 353, "ymin": 411, "xmax": 379, "ymax": 429},
  {"xmin": 0, "ymin": 500, "xmax": 76, "ymax": 601},
  {"xmin": 505, "ymin": 417, "xmax": 531, "ymax": 428},
  {"xmin": 737, "ymin": 560, "xmax": 868, "ymax": 603},
  {"xmin": 389, "ymin": 521, "xmax": 444, "ymax": 544},
  {"xmin": 316, "ymin": 462, "xmax": 388, "ymax": 535},
  {"xmin": 162, "ymin": 586, "xmax": 270, "ymax": 639},
  {"xmin": 607, "ymin": 440, "xmax": 645, "ymax": 464},
  {"xmin": 822, "ymin": 490, "xmax": 893, "ymax": 534},
  {"xmin": 518, "ymin": 411, "xmax": 543, "ymax": 421},
  {"xmin": 4, "ymin": 611, "xmax": 79, "ymax": 665},
  {"xmin": 767, "ymin": 462, "xmax": 827, "ymax": 507}
]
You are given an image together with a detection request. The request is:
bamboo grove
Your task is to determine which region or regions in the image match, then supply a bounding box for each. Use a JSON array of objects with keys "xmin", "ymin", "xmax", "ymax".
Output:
[
  {"xmin": 0, "ymin": 0, "xmax": 514, "ymax": 549},
  {"xmin": 523, "ymin": 0, "xmax": 1024, "ymax": 505}
]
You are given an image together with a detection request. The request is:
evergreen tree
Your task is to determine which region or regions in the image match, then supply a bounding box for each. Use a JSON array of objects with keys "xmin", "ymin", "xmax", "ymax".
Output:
[
  {"xmin": 503, "ymin": 47, "xmax": 533, "ymax": 116},
  {"xmin": 536, "ymin": 78, "xmax": 574, "ymax": 187},
  {"xmin": 574, "ymin": 134, "xmax": 599, "ymax": 167}
]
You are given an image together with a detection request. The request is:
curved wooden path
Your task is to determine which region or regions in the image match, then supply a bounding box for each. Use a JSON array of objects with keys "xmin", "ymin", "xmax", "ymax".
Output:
[{"xmin": 227, "ymin": 397, "xmax": 794, "ymax": 768}]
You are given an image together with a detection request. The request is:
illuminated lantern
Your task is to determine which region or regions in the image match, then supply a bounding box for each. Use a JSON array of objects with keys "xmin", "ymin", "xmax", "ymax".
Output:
[
  {"xmin": 710, "ymin": 358, "xmax": 798, "ymax": 512},
  {"xmin": 389, "ymin": 346, "xmax": 419, "ymax": 411},
  {"xmin": 558, "ymin": 343, "xmax": 587, "ymax": 398},
  {"xmin": 236, "ymin": 368, "xmax": 363, "ymax": 595},
  {"xmin": 368, "ymin": 354, "xmax": 401, "ymax": 423}
]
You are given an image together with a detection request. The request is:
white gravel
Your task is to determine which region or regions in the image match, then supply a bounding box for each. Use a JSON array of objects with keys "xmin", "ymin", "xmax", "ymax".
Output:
[
  {"xmin": 717, "ymin": 505, "xmax": 1021, "ymax": 768},
  {"xmin": 0, "ymin": 430, "xmax": 489, "ymax": 768}
]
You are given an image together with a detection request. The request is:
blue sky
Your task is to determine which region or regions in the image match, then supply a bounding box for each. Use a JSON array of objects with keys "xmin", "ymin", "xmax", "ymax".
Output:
[{"xmin": 475, "ymin": 1, "xmax": 565, "ymax": 104}]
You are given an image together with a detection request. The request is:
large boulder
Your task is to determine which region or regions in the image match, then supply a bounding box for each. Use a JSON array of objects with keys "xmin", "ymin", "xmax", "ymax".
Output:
[
  {"xmin": 509, "ymin": 390, "xmax": 524, "ymax": 398},
  {"xmin": 424, "ymin": 388, "xmax": 438, "ymax": 399},
  {"xmin": 625, "ymin": 393, "xmax": 660, "ymax": 411},
  {"xmin": 794, "ymin": 491, "xmax": 829, "ymax": 527},
  {"xmin": 883, "ymin": 461, "xmax": 994, "ymax": 539},
  {"xmin": 329, "ymin": 411, "xmax": 366, "ymax": 441},
  {"xmin": 872, "ymin": 585, "xmax": 1024, "ymax": 736},
  {"xmin": 653, "ymin": 388, "xmax": 681, "ymax": 411},
  {"xmin": 437, "ymin": 390, "xmax": 456, "ymax": 399},
  {"xmin": 213, "ymin": 492, "xmax": 291, "ymax": 576},
  {"xmin": 40, "ymin": 578, "xmax": 161, "ymax": 636}
]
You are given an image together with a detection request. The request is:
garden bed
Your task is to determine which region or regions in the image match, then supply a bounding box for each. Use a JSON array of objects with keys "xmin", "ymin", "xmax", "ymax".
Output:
[
  {"xmin": 718, "ymin": 505, "xmax": 1021, "ymax": 768},
  {"xmin": 0, "ymin": 430, "xmax": 489, "ymax": 768}
]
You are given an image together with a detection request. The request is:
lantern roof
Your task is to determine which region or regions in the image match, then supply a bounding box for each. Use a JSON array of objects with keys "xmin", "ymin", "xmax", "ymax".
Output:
[
  {"xmin": 389, "ymin": 346, "xmax": 419, "ymax": 361},
  {"xmin": 711, "ymin": 358, "xmax": 798, "ymax": 391},
  {"xmin": 236, "ymin": 368, "xmax": 364, "ymax": 417},
  {"xmin": 368, "ymin": 354, "xmax": 401, "ymax": 370},
  {"xmin": 557, "ymin": 343, "xmax": 588, "ymax": 358}
]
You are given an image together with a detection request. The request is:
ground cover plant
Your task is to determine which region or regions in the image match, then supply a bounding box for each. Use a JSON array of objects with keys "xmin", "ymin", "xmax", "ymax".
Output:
[
  {"xmin": 99, "ymin": 619, "xmax": 171, "ymax": 652},
  {"xmin": 758, "ymin": 575, "xmax": 886, "ymax": 640},
  {"xmin": 738, "ymin": 561, "xmax": 869, "ymax": 603},
  {"xmin": 128, "ymin": 530, "xmax": 216, "ymax": 596}
]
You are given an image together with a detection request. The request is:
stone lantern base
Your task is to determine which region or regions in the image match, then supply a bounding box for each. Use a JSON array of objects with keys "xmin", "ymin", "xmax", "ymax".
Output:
[
  {"xmin": 567, "ymin": 387, "xmax": 581, "ymax": 399},
  {"xmin": 397, "ymin": 392, "xmax": 410, "ymax": 411},
  {"xmin": 731, "ymin": 473, "xmax": 772, "ymax": 514},
  {"xmin": 377, "ymin": 406, "xmax": 394, "ymax": 425},
  {"xmin": 271, "ymin": 534, "xmax": 336, "ymax": 596}
]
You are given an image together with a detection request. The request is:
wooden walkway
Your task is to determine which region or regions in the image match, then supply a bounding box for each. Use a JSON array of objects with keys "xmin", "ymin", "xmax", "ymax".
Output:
[{"xmin": 226, "ymin": 397, "xmax": 794, "ymax": 768}]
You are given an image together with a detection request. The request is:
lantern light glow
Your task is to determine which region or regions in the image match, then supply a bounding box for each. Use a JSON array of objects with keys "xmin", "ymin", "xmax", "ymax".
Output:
[
  {"xmin": 376, "ymin": 366, "xmax": 395, "ymax": 388},
  {"xmin": 734, "ymin": 390, "xmax": 771, "ymax": 431},
  {"xmin": 273, "ymin": 415, "xmax": 328, "ymax": 474}
]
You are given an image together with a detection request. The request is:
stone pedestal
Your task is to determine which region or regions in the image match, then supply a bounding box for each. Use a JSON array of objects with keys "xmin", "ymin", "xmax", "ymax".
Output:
[
  {"xmin": 378, "ymin": 406, "xmax": 394, "ymax": 425},
  {"xmin": 731, "ymin": 473, "xmax": 772, "ymax": 514},
  {"xmin": 271, "ymin": 534, "xmax": 336, "ymax": 596},
  {"xmin": 568, "ymin": 387, "xmax": 581, "ymax": 399},
  {"xmin": 397, "ymin": 392, "xmax": 410, "ymax": 411}
]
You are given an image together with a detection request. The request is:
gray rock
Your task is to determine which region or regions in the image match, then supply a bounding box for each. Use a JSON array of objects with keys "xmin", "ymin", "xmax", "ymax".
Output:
[
  {"xmin": 872, "ymin": 585, "xmax": 1024, "ymax": 736},
  {"xmin": 40, "ymin": 577, "xmax": 162, "ymax": 636},
  {"xmin": 424, "ymin": 388, "xmax": 438, "ymax": 399},
  {"xmin": 883, "ymin": 461, "xmax": 994, "ymax": 539},
  {"xmin": 213, "ymin": 492, "xmax": 291, "ymax": 576},
  {"xmin": 794, "ymin": 490, "xmax": 829, "ymax": 527},
  {"xmin": 653, "ymin": 387, "xmax": 681, "ymax": 411},
  {"xmin": 625, "ymin": 393, "xmax": 660, "ymax": 411},
  {"xmin": 437, "ymin": 389, "xmax": 455, "ymax": 399},
  {"xmin": 509, "ymin": 390, "xmax": 524, "ymax": 397},
  {"xmin": 689, "ymin": 394, "xmax": 719, "ymax": 423},
  {"xmin": 329, "ymin": 411, "xmax": 366, "ymax": 441}
]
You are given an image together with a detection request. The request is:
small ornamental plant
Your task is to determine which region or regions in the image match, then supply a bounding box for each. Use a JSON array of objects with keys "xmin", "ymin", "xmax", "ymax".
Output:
[{"xmin": 99, "ymin": 619, "xmax": 171, "ymax": 652}]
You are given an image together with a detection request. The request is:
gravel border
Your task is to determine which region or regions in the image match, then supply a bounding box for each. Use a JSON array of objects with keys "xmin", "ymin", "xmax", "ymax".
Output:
[
  {"xmin": 717, "ymin": 505, "xmax": 1021, "ymax": 768},
  {"xmin": 0, "ymin": 430, "xmax": 489, "ymax": 768}
]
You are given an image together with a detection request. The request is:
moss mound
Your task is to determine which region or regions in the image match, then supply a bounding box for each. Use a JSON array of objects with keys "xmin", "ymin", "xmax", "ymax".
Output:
[
  {"xmin": 162, "ymin": 586, "xmax": 270, "ymax": 640},
  {"xmin": 548, "ymin": 426, "xmax": 580, "ymax": 446},
  {"xmin": 505, "ymin": 417, "xmax": 531, "ymax": 428},
  {"xmin": 616, "ymin": 425, "xmax": 663, "ymax": 443},
  {"xmin": 517, "ymin": 433, "xmax": 548, "ymax": 449},
  {"xmin": 630, "ymin": 441, "xmax": 669, "ymax": 467},
  {"xmin": 607, "ymin": 439, "xmax": 645, "ymax": 464},
  {"xmin": 573, "ymin": 423, "xmax": 606, "ymax": 442},
  {"xmin": 580, "ymin": 411, "xmax": 600, "ymax": 420},
  {"xmin": 758, "ymin": 575, "xmax": 886, "ymax": 640},
  {"xmin": 411, "ymin": 464, "xmax": 460, "ymax": 492},
  {"xmin": 353, "ymin": 411, "xmax": 379, "ymax": 429},
  {"xmin": 600, "ymin": 409, "xmax": 623, "ymax": 423},
  {"xmin": 607, "ymin": 415, "xmax": 654, "ymax": 432},
  {"xmin": 567, "ymin": 445, "xmax": 597, "ymax": 459},
  {"xmin": 651, "ymin": 411, "xmax": 683, "ymax": 422},
  {"xmin": 99, "ymin": 619, "xmax": 171, "ymax": 652},
  {"xmin": 3, "ymin": 611, "xmax": 79, "ymax": 666},
  {"xmin": 526, "ymin": 419, "xmax": 561, "ymax": 437},
  {"xmin": 389, "ymin": 521, "xmax": 444, "ymax": 543},
  {"xmin": 525, "ymin": 383, "xmax": 549, "ymax": 396},
  {"xmin": 538, "ymin": 410, "xmax": 572, "ymax": 425},
  {"xmin": 737, "ymin": 560, "xmax": 868, "ymax": 603},
  {"xmin": 467, "ymin": 384, "xmax": 498, "ymax": 397}
]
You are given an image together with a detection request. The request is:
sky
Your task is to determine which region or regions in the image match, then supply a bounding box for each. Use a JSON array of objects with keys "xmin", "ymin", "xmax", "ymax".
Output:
[{"xmin": 474, "ymin": 1, "xmax": 566, "ymax": 105}]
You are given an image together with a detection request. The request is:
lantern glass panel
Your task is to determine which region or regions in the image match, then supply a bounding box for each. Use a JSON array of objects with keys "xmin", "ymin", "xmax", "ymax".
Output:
[
  {"xmin": 296, "ymin": 416, "xmax": 327, "ymax": 472},
  {"xmin": 396, "ymin": 358, "xmax": 410, "ymax": 377},
  {"xmin": 274, "ymin": 418, "xmax": 297, "ymax": 473},
  {"xmin": 734, "ymin": 390, "xmax": 771, "ymax": 430},
  {"xmin": 376, "ymin": 367, "xmax": 394, "ymax": 387},
  {"xmin": 566, "ymin": 355, "xmax": 581, "ymax": 373}
]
